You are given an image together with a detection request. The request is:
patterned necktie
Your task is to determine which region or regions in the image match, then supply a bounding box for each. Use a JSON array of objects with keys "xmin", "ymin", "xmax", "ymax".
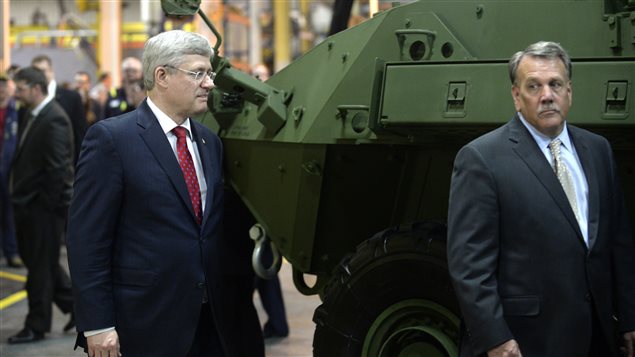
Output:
[
  {"xmin": 549, "ymin": 138, "xmax": 580, "ymax": 223},
  {"xmin": 172, "ymin": 126, "xmax": 202, "ymax": 225}
]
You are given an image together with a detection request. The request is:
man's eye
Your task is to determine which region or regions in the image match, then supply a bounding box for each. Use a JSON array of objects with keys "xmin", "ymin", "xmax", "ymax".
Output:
[{"xmin": 527, "ymin": 83, "xmax": 539, "ymax": 92}]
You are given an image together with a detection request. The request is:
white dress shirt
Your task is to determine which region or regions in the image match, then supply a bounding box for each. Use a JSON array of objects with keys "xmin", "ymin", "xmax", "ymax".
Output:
[{"xmin": 519, "ymin": 113, "xmax": 589, "ymax": 245}]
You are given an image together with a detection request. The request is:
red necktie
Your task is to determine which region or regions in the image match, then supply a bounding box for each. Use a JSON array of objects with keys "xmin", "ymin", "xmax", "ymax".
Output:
[{"xmin": 172, "ymin": 126, "xmax": 202, "ymax": 224}]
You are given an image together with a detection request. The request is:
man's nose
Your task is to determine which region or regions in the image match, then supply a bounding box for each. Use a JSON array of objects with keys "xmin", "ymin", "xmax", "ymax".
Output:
[
  {"xmin": 200, "ymin": 75, "xmax": 215, "ymax": 89},
  {"xmin": 540, "ymin": 85, "xmax": 554, "ymax": 102}
]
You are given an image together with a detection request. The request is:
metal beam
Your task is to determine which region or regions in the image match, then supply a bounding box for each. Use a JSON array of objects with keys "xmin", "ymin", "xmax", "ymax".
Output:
[{"xmin": 99, "ymin": 0, "xmax": 122, "ymax": 87}]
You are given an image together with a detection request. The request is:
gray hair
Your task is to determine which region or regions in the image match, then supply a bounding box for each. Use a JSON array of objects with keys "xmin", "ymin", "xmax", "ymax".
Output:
[
  {"xmin": 122, "ymin": 57, "xmax": 141, "ymax": 71},
  {"xmin": 508, "ymin": 41, "xmax": 572, "ymax": 85},
  {"xmin": 142, "ymin": 30, "xmax": 213, "ymax": 90}
]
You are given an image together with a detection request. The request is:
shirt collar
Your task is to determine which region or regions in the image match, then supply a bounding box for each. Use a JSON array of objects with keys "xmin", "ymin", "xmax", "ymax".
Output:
[
  {"xmin": 518, "ymin": 112, "xmax": 573, "ymax": 151},
  {"xmin": 45, "ymin": 79, "xmax": 57, "ymax": 103},
  {"xmin": 146, "ymin": 97, "xmax": 193, "ymax": 138},
  {"xmin": 30, "ymin": 94, "xmax": 54, "ymax": 118}
]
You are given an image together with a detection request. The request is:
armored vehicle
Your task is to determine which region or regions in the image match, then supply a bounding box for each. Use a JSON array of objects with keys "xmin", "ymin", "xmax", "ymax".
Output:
[{"xmin": 163, "ymin": 1, "xmax": 635, "ymax": 355}]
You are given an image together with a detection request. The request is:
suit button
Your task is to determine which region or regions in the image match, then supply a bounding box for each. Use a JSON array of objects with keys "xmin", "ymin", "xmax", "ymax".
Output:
[
  {"xmin": 197, "ymin": 282, "xmax": 205, "ymax": 289},
  {"xmin": 585, "ymin": 293, "xmax": 591, "ymax": 302}
]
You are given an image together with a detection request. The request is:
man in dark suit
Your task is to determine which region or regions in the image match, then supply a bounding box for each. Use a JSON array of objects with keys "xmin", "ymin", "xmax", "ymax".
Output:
[
  {"xmin": 31, "ymin": 55, "xmax": 87, "ymax": 164},
  {"xmin": 447, "ymin": 41, "xmax": 635, "ymax": 357},
  {"xmin": 66, "ymin": 30, "xmax": 263, "ymax": 357},
  {"xmin": 8, "ymin": 67, "xmax": 75, "ymax": 344}
]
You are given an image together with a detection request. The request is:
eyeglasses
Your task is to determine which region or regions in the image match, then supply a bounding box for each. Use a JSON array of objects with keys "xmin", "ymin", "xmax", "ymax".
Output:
[{"xmin": 164, "ymin": 65, "xmax": 215, "ymax": 83}]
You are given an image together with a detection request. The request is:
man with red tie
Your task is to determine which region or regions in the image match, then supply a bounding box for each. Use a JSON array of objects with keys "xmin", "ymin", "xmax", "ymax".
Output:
[{"xmin": 66, "ymin": 30, "xmax": 263, "ymax": 357}]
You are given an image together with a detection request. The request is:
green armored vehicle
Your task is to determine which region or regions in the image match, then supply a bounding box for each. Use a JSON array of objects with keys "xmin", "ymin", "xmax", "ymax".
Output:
[{"xmin": 163, "ymin": 1, "xmax": 634, "ymax": 355}]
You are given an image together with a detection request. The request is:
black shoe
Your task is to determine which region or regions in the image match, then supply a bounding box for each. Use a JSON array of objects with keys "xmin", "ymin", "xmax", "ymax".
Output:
[
  {"xmin": 7, "ymin": 256, "xmax": 23, "ymax": 268},
  {"xmin": 7, "ymin": 328, "xmax": 44, "ymax": 344},
  {"xmin": 63, "ymin": 313, "xmax": 75, "ymax": 332}
]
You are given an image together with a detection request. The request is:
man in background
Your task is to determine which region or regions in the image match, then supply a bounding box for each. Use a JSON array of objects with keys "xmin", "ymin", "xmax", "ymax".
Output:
[
  {"xmin": 103, "ymin": 56, "xmax": 142, "ymax": 119},
  {"xmin": 31, "ymin": 55, "xmax": 86, "ymax": 164},
  {"xmin": 74, "ymin": 71, "xmax": 103, "ymax": 126},
  {"xmin": 8, "ymin": 67, "xmax": 75, "ymax": 344},
  {"xmin": 89, "ymin": 71, "xmax": 111, "ymax": 109},
  {"xmin": 249, "ymin": 62, "xmax": 289, "ymax": 339}
]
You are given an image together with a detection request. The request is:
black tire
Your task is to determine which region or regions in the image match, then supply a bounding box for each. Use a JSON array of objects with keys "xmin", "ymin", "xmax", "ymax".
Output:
[{"xmin": 312, "ymin": 222, "xmax": 460, "ymax": 356}]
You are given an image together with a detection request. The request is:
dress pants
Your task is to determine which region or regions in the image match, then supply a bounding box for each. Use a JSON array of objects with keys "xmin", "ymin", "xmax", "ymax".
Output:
[
  {"xmin": 186, "ymin": 303, "xmax": 224, "ymax": 357},
  {"xmin": 254, "ymin": 239, "xmax": 289, "ymax": 337},
  {"xmin": 0, "ymin": 173, "xmax": 19, "ymax": 260},
  {"xmin": 255, "ymin": 274, "xmax": 289, "ymax": 336},
  {"xmin": 13, "ymin": 201, "xmax": 74, "ymax": 333}
]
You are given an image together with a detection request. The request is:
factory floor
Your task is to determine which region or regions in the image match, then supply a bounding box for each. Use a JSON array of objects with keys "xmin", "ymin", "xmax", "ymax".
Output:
[{"xmin": 0, "ymin": 248, "xmax": 320, "ymax": 357}]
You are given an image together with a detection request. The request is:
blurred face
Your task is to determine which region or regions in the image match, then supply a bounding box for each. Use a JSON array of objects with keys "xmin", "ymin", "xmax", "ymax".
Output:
[
  {"xmin": 252, "ymin": 64, "xmax": 269, "ymax": 81},
  {"xmin": 163, "ymin": 54, "xmax": 214, "ymax": 120},
  {"xmin": 129, "ymin": 81, "xmax": 146, "ymax": 107},
  {"xmin": 512, "ymin": 56, "xmax": 572, "ymax": 138},
  {"xmin": 14, "ymin": 80, "xmax": 39, "ymax": 107},
  {"xmin": 123, "ymin": 61, "xmax": 142, "ymax": 84},
  {"xmin": 32, "ymin": 60, "xmax": 54, "ymax": 83},
  {"xmin": 74, "ymin": 73, "xmax": 90, "ymax": 92}
]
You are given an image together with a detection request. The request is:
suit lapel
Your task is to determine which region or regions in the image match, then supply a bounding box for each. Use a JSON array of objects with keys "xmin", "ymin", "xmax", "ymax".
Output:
[
  {"xmin": 136, "ymin": 102, "xmax": 199, "ymax": 225},
  {"xmin": 13, "ymin": 102, "xmax": 52, "ymax": 160},
  {"xmin": 569, "ymin": 127, "xmax": 599, "ymax": 250},
  {"xmin": 190, "ymin": 122, "xmax": 215, "ymax": 228},
  {"xmin": 508, "ymin": 116, "xmax": 586, "ymax": 248}
]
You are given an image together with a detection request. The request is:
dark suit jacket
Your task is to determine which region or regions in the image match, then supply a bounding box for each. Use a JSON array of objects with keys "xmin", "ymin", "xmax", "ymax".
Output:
[
  {"xmin": 66, "ymin": 100, "xmax": 262, "ymax": 356},
  {"xmin": 447, "ymin": 115, "xmax": 635, "ymax": 356},
  {"xmin": 10, "ymin": 100, "xmax": 74, "ymax": 210},
  {"xmin": 55, "ymin": 86, "xmax": 87, "ymax": 164}
]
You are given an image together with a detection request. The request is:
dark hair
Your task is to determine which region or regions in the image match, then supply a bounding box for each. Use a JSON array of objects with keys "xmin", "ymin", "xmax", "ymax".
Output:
[
  {"xmin": 13, "ymin": 66, "xmax": 49, "ymax": 95},
  {"xmin": 509, "ymin": 41, "xmax": 572, "ymax": 85},
  {"xmin": 7, "ymin": 64, "xmax": 20, "ymax": 78},
  {"xmin": 76, "ymin": 70, "xmax": 91, "ymax": 81},
  {"xmin": 98, "ymin": 72, "xmax": 110, "ymax": 81},
  {"xmin": 31, "ymin": 54, "xmax": 53, "ymax": 66}
]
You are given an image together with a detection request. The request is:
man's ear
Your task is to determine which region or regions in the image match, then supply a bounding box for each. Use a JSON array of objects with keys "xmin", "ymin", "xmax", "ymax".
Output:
[
  {"xmin": 154, "ymin": 67, "xmax": 169, "ymax": 89},
  {"xmin": 511, "ymin": 85, "xmax": 521, "ymax": 111}
]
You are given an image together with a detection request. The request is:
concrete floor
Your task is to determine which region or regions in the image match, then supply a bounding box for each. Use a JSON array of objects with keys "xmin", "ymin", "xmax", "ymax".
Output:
[{"xmin": 0, "ymin": 250, "xmax": 321, "ymax": 357}]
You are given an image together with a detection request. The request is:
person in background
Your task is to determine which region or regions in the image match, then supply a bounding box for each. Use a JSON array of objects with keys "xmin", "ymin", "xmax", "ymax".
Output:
[
  {"xmin": 31, "ymin": 55, "xmax": 86, "ymax": 164},
  {"xmin": 249, "ymin": 62, "xmax": 289, "ymax": 339},
  {"xmin": 74, "ymin": 71, "xmax": 103, "ymax": 126},
  {"xmin": 0, "ymin": 74, "xmax": 22, "ymax": 268},
  {"xmin": 7, "ymin": 66, "xmax": 75, "ymax": 344},
  {"xmin": 89, "ymin": 71, "xmax": 111, "ymax": 109},
  {"xmin": 103, "ymin": 57, "xmax": 142, "ymax": 119},
  {"xmin": 251, "ymin": 63, "xmax": 270, "ymax": 82},
  {"xmin": 447, "ymin": 41, "xmax": 635, "ymax": 357},
  {"xmin": 127, "ymin": 78, "xmax": 147, "ymax": 109},
  {"xmin": 67, "ymin": 30, "xmax": 263, "ymax": 357}
]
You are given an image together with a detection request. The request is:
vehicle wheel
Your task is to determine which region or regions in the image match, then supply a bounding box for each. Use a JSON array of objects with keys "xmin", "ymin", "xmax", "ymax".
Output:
[{"xmin": 312, "ymin": 221, "xmax": 460, "ymax": 357}]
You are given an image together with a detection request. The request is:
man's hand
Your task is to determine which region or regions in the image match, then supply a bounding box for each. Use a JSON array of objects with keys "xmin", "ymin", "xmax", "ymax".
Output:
[
  {"xmin": 488, "ymin": 339, "xmax": 522, "ymax": 357},
  {"xmin": 87, "ymin": 330, "xmax": 121, "ymax": 357},
  {"xmin": 622, "ymin": 331, "xmax": 635, "ymax": 357}
]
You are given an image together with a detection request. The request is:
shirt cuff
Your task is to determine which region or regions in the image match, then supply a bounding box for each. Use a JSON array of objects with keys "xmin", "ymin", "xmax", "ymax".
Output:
[{"xmin": 84, "ymin": 327, "xmax": 115, "ymax": 337}]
